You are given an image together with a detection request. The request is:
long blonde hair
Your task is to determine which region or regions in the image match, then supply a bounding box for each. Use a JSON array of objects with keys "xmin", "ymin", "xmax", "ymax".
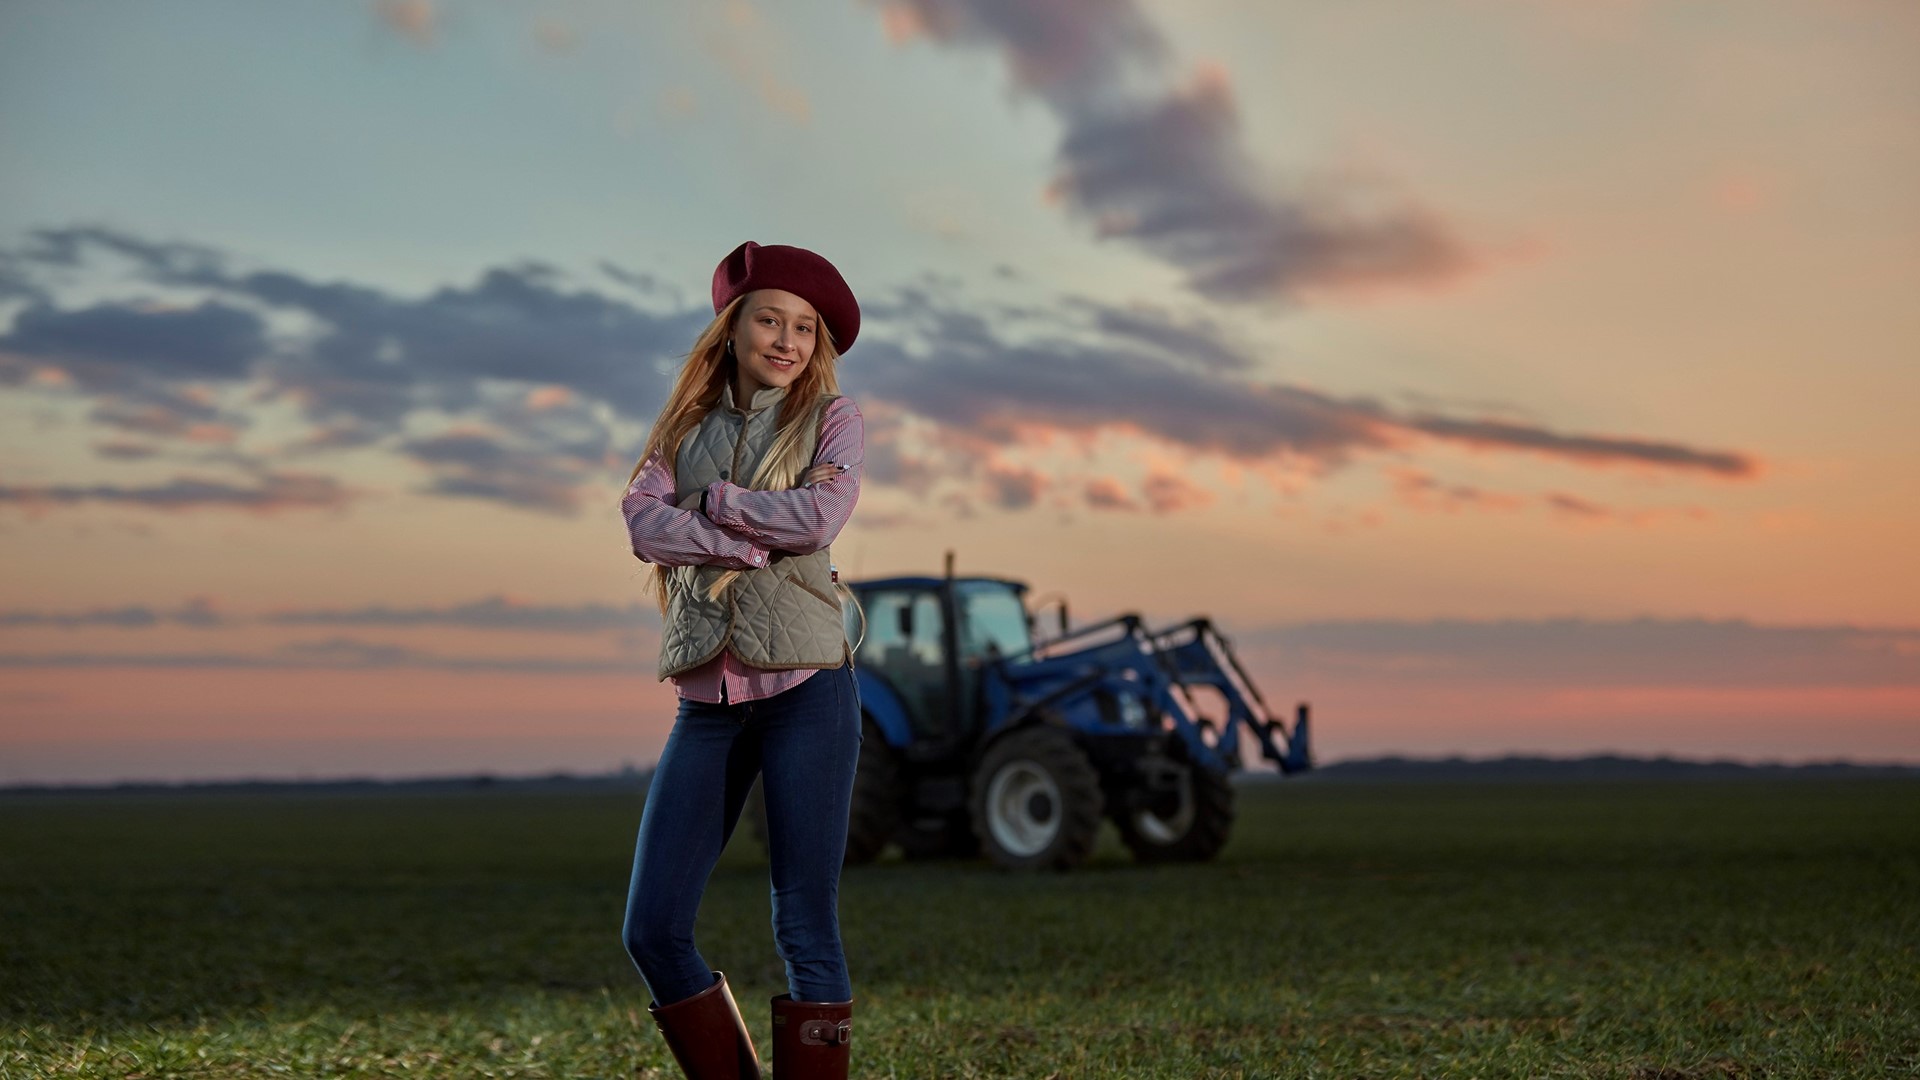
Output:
[{"xmin": 629, "ymin": 293, "xmax": 843, "ymax": 612}]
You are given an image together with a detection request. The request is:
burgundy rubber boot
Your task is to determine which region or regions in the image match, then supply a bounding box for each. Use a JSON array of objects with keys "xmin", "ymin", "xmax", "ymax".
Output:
[
  {"xmin": 770, "ymin": 994, "xmax": 852, "ymax": 1080},
  {"xmin": 647, "ymin": 971, "xmax": 762, "ymax": 1079}
]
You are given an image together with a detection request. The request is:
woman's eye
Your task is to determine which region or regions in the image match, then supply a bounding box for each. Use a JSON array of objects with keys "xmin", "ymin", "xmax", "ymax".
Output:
[{"xmin": 798, "ymin": 325, "xmax": 814, "ymax": 334}]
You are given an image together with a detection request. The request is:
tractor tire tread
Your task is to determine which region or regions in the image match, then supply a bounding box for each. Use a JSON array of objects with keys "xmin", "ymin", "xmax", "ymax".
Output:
[
  {"xmin": 1117, "ymin": 764, "xmax": 1235, "ymax": 863},
  {"xmin": 969, "ymin": 723, "xmax": 1104, "ymax": 872}
]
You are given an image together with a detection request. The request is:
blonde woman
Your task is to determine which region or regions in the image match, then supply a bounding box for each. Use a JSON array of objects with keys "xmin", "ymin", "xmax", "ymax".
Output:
[{"xmin": 619, "ymin": 241, "xmax": 864, "ymax": 1079}]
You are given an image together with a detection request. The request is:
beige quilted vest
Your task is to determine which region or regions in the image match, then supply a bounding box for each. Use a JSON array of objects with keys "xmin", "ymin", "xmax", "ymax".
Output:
[{"xmin": 656, "ymin": 382, "xmax": 851, "ymax": 681}]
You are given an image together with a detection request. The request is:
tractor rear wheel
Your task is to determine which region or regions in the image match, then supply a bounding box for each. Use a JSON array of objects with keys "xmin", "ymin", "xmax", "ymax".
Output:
[
  {"xmin": 746, "ymin": 715, "xmax": 900, "ymax": 865},
  {"xmin": 843, "ymin": 716, "xmax": 902, "ymax": 864},
  {"xmin": 970, "ymin": 725, "xmax": 1104, "ymax": 871},
  {"xmin": 1115, "ymin": 763, "xmax": 1234, "ymax": 863}
]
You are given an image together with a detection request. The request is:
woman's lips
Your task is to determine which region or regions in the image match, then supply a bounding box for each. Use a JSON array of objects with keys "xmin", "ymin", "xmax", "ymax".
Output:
[{"xmin": 765, "ymin": 355, "xmax": 795, "ymax": 369}]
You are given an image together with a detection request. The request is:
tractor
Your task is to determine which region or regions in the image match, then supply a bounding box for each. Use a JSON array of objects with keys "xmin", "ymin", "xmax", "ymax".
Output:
[{"xmin": 747, "ymin": 556, "xmax": 1313, "ymax": 871}]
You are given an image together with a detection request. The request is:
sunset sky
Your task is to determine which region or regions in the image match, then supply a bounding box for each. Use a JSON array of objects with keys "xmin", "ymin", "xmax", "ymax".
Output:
[{"xmin": 3, "ymin": 0, "xmax": 1917, "ymax": 784}]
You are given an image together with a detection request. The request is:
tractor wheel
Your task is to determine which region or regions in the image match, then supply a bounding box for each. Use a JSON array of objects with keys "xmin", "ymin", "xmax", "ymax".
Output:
[
  {"xmin": 969, "ymin": 725, "xmax": 1104, "ymax": 871},
  {"xmin": 1115, "ymin": 763, "xmax": 1235, "ymax": 863},
  {"xmin": 745, "ymin": 715, "xmax": 901, "ymax": 865},
  {"xmin": 843, "ymin": 717, "xmax": 902, "ymax": 864}
]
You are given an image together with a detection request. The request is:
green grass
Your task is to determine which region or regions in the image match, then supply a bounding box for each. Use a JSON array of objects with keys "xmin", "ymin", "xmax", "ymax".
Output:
[{"xmin": 2, "ymin": 779, "xmax": 1916, "ymax": 1078}]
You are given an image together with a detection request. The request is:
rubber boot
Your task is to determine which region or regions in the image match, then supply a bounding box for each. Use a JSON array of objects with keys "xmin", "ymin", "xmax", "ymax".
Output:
[
  {"xmin": 647, "ymin": 970, "xmax": 762, "ymax": 1079},
  {"xmin": 770, "ymin": 994, "xmax": 852, "ymax": 1080}
]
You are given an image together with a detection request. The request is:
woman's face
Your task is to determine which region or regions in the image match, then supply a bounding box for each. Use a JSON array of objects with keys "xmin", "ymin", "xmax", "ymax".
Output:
[{"xmin": 731, "ymin": 288, "xmax": 819, "ymax": 398}]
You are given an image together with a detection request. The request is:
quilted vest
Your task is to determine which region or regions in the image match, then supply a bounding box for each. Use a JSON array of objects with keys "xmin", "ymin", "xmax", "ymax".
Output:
[{"xmin": 656, "ymin": 382, "xmax": 851, "ymax": 681}]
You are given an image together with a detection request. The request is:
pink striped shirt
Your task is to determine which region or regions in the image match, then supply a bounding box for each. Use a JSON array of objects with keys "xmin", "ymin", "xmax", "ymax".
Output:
[{"xmin": 621, "ymin": 393, "xmax": 863, "ymax": 704}]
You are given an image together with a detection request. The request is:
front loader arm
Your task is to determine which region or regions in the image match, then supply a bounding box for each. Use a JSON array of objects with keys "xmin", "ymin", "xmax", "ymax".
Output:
[{"xmin": 1148, "ymin": 619, "xmax": 1314, "ymax": 775}]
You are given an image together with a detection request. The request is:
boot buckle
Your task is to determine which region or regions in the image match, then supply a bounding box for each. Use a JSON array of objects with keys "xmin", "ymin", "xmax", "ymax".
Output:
[{"xmin": 799, "ymin": 1018, "xmax": 852, "ymax": 1046}]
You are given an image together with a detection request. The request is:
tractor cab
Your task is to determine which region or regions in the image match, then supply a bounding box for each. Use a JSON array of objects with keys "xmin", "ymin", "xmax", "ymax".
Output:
[{"xmin": 846, "ymin": 575, "xmax": 1031, "ymax": 763}]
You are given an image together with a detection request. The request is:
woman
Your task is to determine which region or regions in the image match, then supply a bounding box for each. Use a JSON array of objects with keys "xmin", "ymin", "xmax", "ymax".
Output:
[{"xmin": 618, "ymin": 241, "xmax": 865, "ymax": 1080}]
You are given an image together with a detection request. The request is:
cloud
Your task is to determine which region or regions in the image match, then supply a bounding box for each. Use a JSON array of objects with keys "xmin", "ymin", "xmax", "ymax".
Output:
[
  {"xmin": 2, "ymin": 226, "xmax": 701, "ymax": 513},
  {"xmin": 1, "ymin": 598, "xmax": 228, "ymax": 630},
  {"xmin": 262, "ymin": 595, "xmax": 660, "ymax": 634},
  {"xmin": 0, "ymin": 472, "xmax": 353, "ymax": 514},
  {"xmin": 1538, "ymin": 490, "xmax": 1711, "ymax": 528},
  {"xmin": 0, "ymin": 644, "xmax": 634, "ymax": 674},
  {"xmin": 398, "ymin": 426, "xmax": 591, "ymax": 515},
  {"xmin": 532, "ymin": 18, "xmax": 578, "ymax": 54},
  {"xmin": 10, "ymin": 226, "xmax": 695, "ymax": 429},
  {"xmin": 1, "ymin": 225, "xmax": 1758, "ymax": 524},
  {"xmin": 1407, "ymin": 415, "xmax": 1756, "ymax": 477},
  {"xmin": 90, "ymin": 440, "xmax": 163, "ymax": 461},
  {"xmin": 373, "ymin": 0, "xmax": 436, "ymax": 47},
  {"xmin": 1389, "ymin": 467, "xmax": 1527, "ymax": 515},
  {"xmin": 7, "ymin": 612, "xmax": 1915, "ymax": 692},
  {"xmin": 1083, "ymin": 475, "xmax": 1137, "ymax": 511},
  {"xmin": 1142, "ymin": 469, "xmax": 1212, "ymax": 513},
  {"xmin": 983, "ymin": 461, "xmax": 1047, "ymax": 508},
  {"xmin": 873, "ymin": 0, "xmax": 1477, "ymax": 304},
  {"xmin": 1242, "ymin": 617, "xmax": 1920, "ymax": 689},
  {"xmin": 702, "ymin": 1, "xmax": 814, "ymax": 125},
  {"xmin": 0, "ymin": 595, "xmax": 660, "ymax": 634},
  {"xmin": 0, "ymin": 296, "xmax": 265, "ymax": 443},
  {"xmin": 0, "ymin": 298, "xmax": 266, "ymax": 381},
  {"xmin": 849, "ymin": 287, "xmax": 1758, "ymax": 477},
  {"xmin": 1071, "ymin": 297, "xmax": 1250, "ymax": 373}
]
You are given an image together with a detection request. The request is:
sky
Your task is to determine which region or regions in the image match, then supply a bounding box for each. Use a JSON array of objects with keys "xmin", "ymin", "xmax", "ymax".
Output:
[{"xmin": 1, "ymin": 0, "xmax": 1917, "ymax": 784}]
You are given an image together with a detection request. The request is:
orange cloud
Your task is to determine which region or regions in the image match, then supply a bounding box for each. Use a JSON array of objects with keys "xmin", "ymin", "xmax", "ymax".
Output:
[
  {"xmin": 1389, "ymin": 467, "xmax": 1526, "ymax": 515},
  {"xmin": 703, "ymin": 1, "xmax": 813, "ymax": 125},
  {"xmin": 524, "ymin": 385, "xmax": 571, "ymax": 411},
  {"xmin": 1084, "ymin": 476, "xmax": 1138, "ymax": 511},
  {"xmin": 1143, "ymin": 470, "xmax": 1213, "ymax": 514},
  {"xmin": 533, "ymin": 18, "xmax": 577, "ymax": 54},
  {"xmin": 373, "ymin": 0, "xmax": 435, "ymax": 47}
]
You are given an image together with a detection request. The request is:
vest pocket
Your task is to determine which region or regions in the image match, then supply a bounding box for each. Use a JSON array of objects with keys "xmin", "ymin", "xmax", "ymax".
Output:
[{"xmin": 781, "ymin": 566, "xmax": 842, "ymax": 610}]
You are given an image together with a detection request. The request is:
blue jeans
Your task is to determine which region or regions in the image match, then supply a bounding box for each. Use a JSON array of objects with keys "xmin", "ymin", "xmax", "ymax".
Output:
[{"xmin": 620, "ymin": 661, "xmax": 861, "ymax": 1006}]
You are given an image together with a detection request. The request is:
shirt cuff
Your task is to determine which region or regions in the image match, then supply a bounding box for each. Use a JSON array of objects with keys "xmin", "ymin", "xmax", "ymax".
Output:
[{"xmin": 705, "ymin": 482, "xmax": 770, "ymax": 567}]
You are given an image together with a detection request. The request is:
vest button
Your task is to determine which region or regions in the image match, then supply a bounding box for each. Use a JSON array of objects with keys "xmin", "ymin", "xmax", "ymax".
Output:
[{"xmin": 719, "ymin": 470, "xmax": 729, "ymax": 479}]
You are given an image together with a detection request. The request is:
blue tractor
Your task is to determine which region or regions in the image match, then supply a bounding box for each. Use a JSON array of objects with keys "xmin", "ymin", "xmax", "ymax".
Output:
[{"xmin": 751, "ymin": 557, "xmax": 1314, "ymax": 871}]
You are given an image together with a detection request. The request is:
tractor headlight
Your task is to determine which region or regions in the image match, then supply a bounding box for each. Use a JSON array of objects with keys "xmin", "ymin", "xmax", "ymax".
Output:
[{"xmin": 1116, "ymin": 695, "xmax": 1149, "ymax": 729}]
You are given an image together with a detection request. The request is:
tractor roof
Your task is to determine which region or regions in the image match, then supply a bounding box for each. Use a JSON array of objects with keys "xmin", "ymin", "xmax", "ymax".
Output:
[{"xmin": 849, "ymin": 575, "xmax": 1029, "ymax": 594}]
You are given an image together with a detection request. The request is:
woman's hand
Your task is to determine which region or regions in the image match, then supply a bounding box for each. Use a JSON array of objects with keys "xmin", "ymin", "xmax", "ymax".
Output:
[{"xmin": 798, "ymin": 461, "xmax": 845, "ymax": 489}]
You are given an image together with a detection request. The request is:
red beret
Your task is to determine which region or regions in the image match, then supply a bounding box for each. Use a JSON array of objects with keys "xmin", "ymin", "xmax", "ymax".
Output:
[{"xmin": 711, "ymin": 241, "xmax": 861, "ymax": 354}]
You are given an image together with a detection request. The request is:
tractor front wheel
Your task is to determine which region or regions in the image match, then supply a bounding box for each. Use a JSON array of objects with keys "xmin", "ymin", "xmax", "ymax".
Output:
[
  {"xmin": 969, "ymin": 725, "xmax": 1104, "ymax": 871},
  {"xmin": 1115, "ymin": 762, "xmax": 1235, "ymax": 863}
]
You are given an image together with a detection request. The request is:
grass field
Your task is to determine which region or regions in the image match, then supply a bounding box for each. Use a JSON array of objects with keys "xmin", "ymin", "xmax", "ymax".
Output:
[{"xmin": 2, "ymin": 778, "xmax": 1916, "ymax": 1078}]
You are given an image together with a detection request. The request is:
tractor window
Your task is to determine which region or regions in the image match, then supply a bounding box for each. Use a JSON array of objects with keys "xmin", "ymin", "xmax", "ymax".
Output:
[
  {"xmin": 853, "ymin": 589, "xmax": 949, "ymax": 740},
  {"xmin": 956, "ymin": 581, "xmax": 1032, "ymax": 661}
]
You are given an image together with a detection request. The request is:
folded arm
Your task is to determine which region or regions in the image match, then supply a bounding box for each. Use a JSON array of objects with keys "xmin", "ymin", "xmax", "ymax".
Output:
[
  {"xmin": 703, "ymin": 396, "xmax": 865, "ymax": 555},
  {"xmin": 620, "ymin": 452, "xmax": 772, "ymax": 570}
]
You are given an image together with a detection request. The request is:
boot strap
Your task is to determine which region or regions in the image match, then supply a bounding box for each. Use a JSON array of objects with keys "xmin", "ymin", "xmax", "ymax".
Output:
[{"xmin": 799, "ymin": 1018, "xmax": 852, "ymax": 1046}]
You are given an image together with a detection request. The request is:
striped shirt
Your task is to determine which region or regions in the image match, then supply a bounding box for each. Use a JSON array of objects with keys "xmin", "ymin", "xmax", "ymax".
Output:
[{"xmin": 622, "ymin": 395, "xmax": 863, "ymax": 703}]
